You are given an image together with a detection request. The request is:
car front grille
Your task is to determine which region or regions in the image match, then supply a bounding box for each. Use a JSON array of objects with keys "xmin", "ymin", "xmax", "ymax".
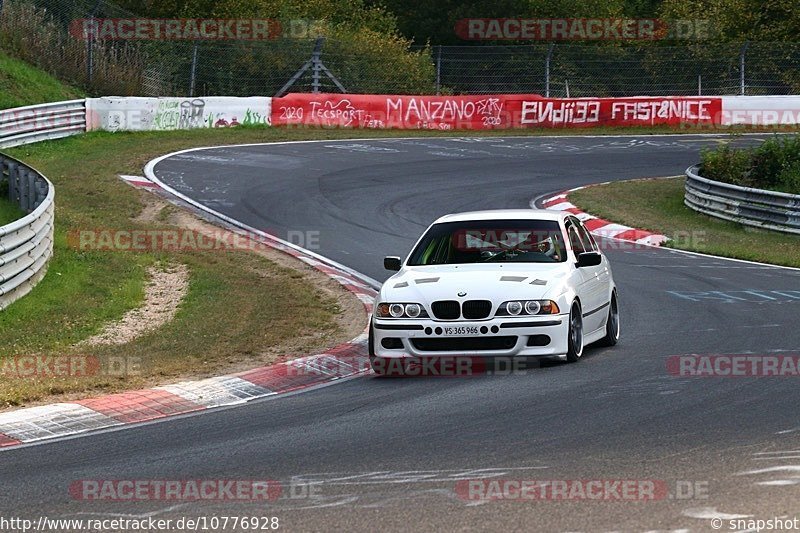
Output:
[
  {"xmin": 431, "ymin": 300, "xmax": 460, "ymax": 320},
  {"xmin": 462, "ymin": 300, "xmax": 492, "ymax": 319},
  {"xmin": 411, "ymin": 336, "xmax": 518, "ymax": 352}
]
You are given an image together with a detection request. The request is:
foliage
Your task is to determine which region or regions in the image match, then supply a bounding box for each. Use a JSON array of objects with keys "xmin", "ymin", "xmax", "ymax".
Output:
[{"xmin": 701, "ymin": 136, "xmax": 800, "ymax": 194}]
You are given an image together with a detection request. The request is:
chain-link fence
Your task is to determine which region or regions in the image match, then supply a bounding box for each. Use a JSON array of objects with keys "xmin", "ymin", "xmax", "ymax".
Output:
[
  {"xmin": 2, "ymin": 0, "xmax": 800, "ymax": 98},
  {"xmin": 434, "ymin": 42, "xmax": 800, "ymax": 96}
]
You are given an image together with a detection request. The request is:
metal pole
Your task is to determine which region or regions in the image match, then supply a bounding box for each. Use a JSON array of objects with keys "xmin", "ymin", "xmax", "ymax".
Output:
[
  {"xmin": 312, "ymin": 38, "xmax": 323, "ymax": 93},
  {"xmin": 86, "ymin": 1, "xmax": 102, "ymax": 87},
  {"xmin": 565, "ymin": 79, "xmax": 570, "ymax": 98},
  {"xmin": 435, "ymin": 45, "xmax": 442, "ymax": 96},
  {"xmin": 698, "ymin": 74, "xmax": 702, "ymax": 96},
  {"xmin": 87, "ymin": 16, "xmax": 94, "ymax": 85},
  {"xmin": 189, "ymin": 41, "xmax": 199, "ymax": 97},
  {"xmin": 545, "ymin": 43, "xmax": 554, "ymax": 97},
  {"xmin": 739, "ymin": 41, "xmax": 749, "ymax": 95}
]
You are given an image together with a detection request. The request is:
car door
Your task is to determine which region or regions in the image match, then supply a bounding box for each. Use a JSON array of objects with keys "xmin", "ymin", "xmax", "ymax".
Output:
[{"xmin": 567, "ymin": 218, "xmax": 608, "ymax": 333}]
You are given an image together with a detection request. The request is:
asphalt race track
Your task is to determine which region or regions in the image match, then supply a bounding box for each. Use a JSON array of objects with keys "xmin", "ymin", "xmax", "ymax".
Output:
[{"xmin": 2, "ymin": 135, "xmax": 800, "ymax": 532}]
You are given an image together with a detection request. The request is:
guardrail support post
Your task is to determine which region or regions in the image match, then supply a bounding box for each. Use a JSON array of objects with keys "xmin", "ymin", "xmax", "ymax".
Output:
[
  {"xmin": 20, "ymin": 168, "xmax": 30, "ymax": 212},
  {"xmin": 34, "ymin": 179, "xmax": 47, "ymax": 209},
  {"xmin": 28, "ymin": 169, "xmax": 37, "ymax": 211},
  {"xmin": 8, "ymin": 161, "xmax": 18, "ymax": 203}
]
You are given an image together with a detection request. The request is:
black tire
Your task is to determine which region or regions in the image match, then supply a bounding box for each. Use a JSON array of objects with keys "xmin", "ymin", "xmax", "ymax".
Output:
[
  {"xmin": 597, "ymin": 292, "xmax": 620, "ymax": 347},
  {"xmin": 565, "ymin": 302, "xmax": 584, "ymax": 363}
]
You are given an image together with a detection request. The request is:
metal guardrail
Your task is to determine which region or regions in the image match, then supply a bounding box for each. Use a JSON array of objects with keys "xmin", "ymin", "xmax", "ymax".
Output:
[
  {"xmin": 0, "ymin": 99, "xmax": 82, "ymax": 309},
  {"xmin": 685, "ymin": 165, "xmax": 800, "ymax": 235},
  {"xmin": 0, "ymin": 154, "xmax": 55, "ymax": 310},
  {"xmin": 0, "ymin": 100, "xmax": 87, "ymax": 148}
]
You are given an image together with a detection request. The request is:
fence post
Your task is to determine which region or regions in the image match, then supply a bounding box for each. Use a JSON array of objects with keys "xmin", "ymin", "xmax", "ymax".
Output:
[
  {"xmin": 86, "ymin": 0, "xmax": 102, "ymax": 87},
  {"xmin": 435, "ymin": 45, "xmax": 442, "ymax": 96},
  {"xmin": 189, "ymin": 40, "xmax": 199, "ymax": 97},
  {"xmin": 312, "ymin": 38, "xmax": 323, "ymax": 93},
  {"xmin": 698, "ymin": 74, "xmax": 702, "ymax": 96},
  {"xmin": 86, "ymin": 17, "xmax": 94, "ymax": 85},
  {"xmin": 739, "ymin": 41, "xmax": 749, "ymax": 95},
  {"xmin": 545, "ymin": 43, "xmax": 554, "ymax": 97}
]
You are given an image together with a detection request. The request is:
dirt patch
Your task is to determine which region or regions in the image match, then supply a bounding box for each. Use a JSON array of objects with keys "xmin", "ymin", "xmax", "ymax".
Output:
[
  {"xmin": 136, "ymin": 193, "xmax": 367, "ymax": 368},
  {"xmin": 79, "ymin": 263, "xmax": 190, "ymax": 347}
]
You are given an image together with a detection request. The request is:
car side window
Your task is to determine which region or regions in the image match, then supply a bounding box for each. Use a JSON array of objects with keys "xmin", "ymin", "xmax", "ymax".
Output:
[
  {"xmin": 574, "ymin": 220, "xmax": 597, "ymax": 252},
  {"xmin": 566, "ymin": 224, "xmax": 586, "ymax": 255}
]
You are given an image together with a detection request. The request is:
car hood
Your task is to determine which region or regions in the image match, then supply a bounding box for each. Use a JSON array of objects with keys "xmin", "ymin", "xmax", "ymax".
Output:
[{"xmin": 379, "ymin": 263, "xmax": 571, "ymax": 305}]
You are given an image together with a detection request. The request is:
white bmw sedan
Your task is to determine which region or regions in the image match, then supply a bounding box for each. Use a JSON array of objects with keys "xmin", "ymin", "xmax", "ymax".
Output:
[{"xmin": 369, "ymin": 209, "xmax": 619, "ymax": 374}]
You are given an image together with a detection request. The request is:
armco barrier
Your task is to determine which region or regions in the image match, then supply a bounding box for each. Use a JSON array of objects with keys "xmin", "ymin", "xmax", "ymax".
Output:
[
  {"xmin": 685, "ymin": 165, "xmax": 800, "ymax": 235},
  {"xmin": 0, "ymin": 154, "xmax": 55, "ymax": 310},
  {"xmin": 0, "ymin": 100, "xmax": 86, "ymax": 148}
]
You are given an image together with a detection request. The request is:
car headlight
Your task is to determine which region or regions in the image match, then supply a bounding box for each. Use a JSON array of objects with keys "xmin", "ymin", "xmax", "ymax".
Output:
[
  {"xmin": 524, "ymin": 300, "xmax": 541, "ymax": 315},
  {"xmin": 496, "ymin": 300, "xmax": 560, "ymax": 316},
  {"xmin": 375, "ymin": 302, "xmax": 429, "ymax": 319}
]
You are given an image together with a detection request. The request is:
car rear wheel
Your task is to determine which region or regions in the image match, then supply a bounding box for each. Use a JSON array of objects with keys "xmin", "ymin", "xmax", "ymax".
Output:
[
  {"xmin": 597, "ymin": 292, "xmax": 620, "ymax": 347},
  {"xmin": 565, "ymin": 302, "xmax": 584, "ymax": 363}
]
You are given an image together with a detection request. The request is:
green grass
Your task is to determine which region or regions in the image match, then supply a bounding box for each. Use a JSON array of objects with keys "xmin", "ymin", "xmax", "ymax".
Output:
[
  {"xmin": 0, "ymin": 127, "xmax": 363, "ymax": 407},
  {"xmin": 570, "ymin": 177, "xmax": 800, "ymax": 268},
  {"xmin": 0, "ymin": 195, "xmax": 24, "ymax": 225},
  {"xmin": 0, "ymin": 51, "xmax": 83, "ymax": 109}
]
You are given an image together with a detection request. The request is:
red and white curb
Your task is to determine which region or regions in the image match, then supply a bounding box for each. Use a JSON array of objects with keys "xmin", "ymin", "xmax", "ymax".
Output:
[
  {"xmin": 0, "ymin": 178, "xmax": 377, "ymax": 449},
  {"xmin": 540, "ymin": 186, "xmax": 669, "ymax": 246},
  {"xmin": 120, "ymin": 174, "xmax": 160, "ymax": 189}
]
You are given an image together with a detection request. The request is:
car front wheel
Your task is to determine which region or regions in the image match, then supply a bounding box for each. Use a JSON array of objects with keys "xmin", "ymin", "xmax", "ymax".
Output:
[
  {"xmin": 597, "ymin": 292, "xmax": 620, "ymax": 347},
  {"xmin": 565, "ymin": 302, "xmax": 584, "ymax": 363}
]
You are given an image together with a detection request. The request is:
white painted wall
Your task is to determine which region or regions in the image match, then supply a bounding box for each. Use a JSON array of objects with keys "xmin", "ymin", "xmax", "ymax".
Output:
[
  {"xmin": 86, "ymin": 96, "xmax": 271, "ymax": 131},
  {"xmin": 720, "ymin": 96, "xmax": 800, "ymax": 125}
]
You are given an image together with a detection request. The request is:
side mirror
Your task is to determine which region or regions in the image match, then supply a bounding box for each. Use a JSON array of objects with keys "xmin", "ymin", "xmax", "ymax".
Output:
[
  {"xmin": 576, "ymin": 251, "xmax": 602, "ymax": 268},
  {"xmin": 384, "ymin": 256, "xmax": 402, "ymax": 271}
]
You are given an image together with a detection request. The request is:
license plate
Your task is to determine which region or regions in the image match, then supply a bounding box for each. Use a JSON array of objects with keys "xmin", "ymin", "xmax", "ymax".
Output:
[{"xmin": 442, "ymin": 326, "xmax": 479, "ymax": 336}]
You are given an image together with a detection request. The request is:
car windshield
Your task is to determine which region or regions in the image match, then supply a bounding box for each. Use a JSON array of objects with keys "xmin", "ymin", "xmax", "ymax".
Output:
[{"xmin": 407, "ymin": 219, "xmax": 567, "ymax": 265}]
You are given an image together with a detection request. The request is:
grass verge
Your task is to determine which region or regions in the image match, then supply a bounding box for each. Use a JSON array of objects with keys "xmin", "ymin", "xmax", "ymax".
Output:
[
  {"xmin": 569, "ymin": 177, "xmax": 800, "ymax": 268},
  {"xmin": 0, "ymin": 51, "xmax": 83, "ymax": 109}
]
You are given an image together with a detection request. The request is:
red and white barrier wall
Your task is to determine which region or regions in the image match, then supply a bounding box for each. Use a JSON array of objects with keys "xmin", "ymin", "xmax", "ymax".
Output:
[
  {"xmin": 84, "ymin": 94, "xmax": 800, "ymax": 131},
  {"xmin": 271, "ymin": 93, "xmax": 722, "ymax": 129}
]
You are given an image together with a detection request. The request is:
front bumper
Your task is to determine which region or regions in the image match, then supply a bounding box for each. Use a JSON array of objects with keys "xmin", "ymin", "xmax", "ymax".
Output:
[{"xmin": 372, "ymin": 315, "xmax": 569, "ymax": 358}]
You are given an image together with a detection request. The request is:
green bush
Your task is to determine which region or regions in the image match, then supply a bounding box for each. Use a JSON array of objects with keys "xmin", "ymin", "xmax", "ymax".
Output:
[{"xmin": 700, "ymin": 136, "xmax": 800, "ymax": 195}]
